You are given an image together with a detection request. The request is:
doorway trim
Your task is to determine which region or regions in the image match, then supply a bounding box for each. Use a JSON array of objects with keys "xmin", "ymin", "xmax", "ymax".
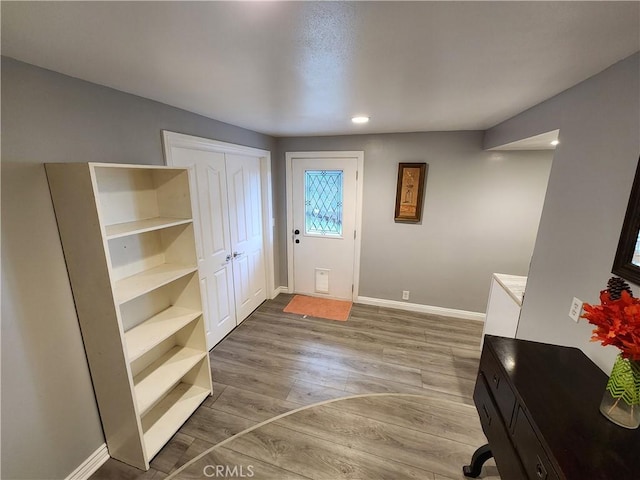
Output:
[
  {"xmin": 162, "ymin": 130, "xmax": 277, "ymax": 299},
  {"xmin": 285, "ymin": 151, "xmax": 364, "ymax": 301}
]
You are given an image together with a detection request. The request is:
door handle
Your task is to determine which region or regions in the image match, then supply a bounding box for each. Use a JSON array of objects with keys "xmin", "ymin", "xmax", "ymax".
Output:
[
  {"xmin": 233, "ymin": 251, "xmax": 244, "ymax": 258},
  {"xmin": 222, "ymin": 254, "xmax": 232, "ymax": 266}
]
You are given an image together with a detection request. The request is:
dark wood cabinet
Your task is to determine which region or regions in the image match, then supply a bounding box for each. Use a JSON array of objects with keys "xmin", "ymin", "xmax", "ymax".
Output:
[{"xmin": 465, "ymin": 336, "xmax": 640, "ymax": 480}]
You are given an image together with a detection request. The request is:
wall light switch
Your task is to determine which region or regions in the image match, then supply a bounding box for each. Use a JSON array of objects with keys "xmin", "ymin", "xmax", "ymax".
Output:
[
  {"xmin": 402, "ymin": 290, "xmax": 410, "ymax": 300},
  {"xmin": 569, "ymin": 297, "xmax": 583, "ymax": 322}
]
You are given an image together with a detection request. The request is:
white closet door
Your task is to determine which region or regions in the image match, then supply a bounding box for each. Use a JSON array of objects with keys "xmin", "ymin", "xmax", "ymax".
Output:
[
  {"xmin": 226, "ymin": 153, "xmax": 267, "ymax": 323},
  {"xmin": 169, "ymin": 148, "xmax": 236, "ymax": 349}
]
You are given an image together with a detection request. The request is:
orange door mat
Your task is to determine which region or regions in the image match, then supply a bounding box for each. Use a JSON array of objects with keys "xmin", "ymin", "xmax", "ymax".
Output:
[{"xmin": 283, "ymin": 295, "xmax": 353, "ymax": 322}]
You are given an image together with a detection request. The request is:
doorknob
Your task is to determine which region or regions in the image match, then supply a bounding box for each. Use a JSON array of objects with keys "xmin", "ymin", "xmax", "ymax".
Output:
[
  {"xmin": 222, "ymin": 254, "xmax": 232, "ymax": 266},
  {"xmin": 233, "ymin": 251, "xmax": 244, "ymax": 258}
]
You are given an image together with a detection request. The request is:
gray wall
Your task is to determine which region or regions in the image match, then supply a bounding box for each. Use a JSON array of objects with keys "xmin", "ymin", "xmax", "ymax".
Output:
[
  {"xmin": 1, "ymin": 57, "xmax": 275, "ymax": 480},
  {"xmin": 485, "ymin": 52, "xmax": 640, "ymax": 372},
  {"xmin": 275, "ymin": 133, "xmax": 553, "ymax": 312}
]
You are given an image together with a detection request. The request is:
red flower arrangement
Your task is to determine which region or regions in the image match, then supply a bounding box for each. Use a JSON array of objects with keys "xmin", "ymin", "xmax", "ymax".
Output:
[{"xmin": 582, "ymin": 279, "xmax": 640, "ymax": 361}]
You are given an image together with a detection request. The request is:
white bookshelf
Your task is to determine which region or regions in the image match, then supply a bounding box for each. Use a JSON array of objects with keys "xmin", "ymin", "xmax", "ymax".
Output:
[{"xmin": 46, "ymin": 163, "xmax": 212, "ymax": 470}]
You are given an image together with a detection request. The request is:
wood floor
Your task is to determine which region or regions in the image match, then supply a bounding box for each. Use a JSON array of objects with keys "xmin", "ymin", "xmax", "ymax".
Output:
[{"xmin": 91, "ymin": 294, "xmax": 499, "ymax": 480}]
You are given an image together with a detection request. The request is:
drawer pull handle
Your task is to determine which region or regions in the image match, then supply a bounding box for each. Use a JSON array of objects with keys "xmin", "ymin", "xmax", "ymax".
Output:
[
  {"xmin": 482, "ymin": 404, "xmax": 491, "ymax": 425},
  {"xmin": 492, "ymin": 373, "xmax": 500, "ymax": 387},
  {"xmin": 535, "ymin": 456, "xmax": 547, "ymax": 479}
]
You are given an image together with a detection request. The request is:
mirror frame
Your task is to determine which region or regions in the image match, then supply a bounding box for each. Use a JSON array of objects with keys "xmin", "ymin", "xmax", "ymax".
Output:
[{"xmin": 612, "ymin": 156, "xmax": 640, "ymax": 285}]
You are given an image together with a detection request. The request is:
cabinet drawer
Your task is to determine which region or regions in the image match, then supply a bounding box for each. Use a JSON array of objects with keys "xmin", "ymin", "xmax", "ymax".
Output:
[
  {"xmin": 474, "ymin": 373, "xmax": 527, "ymax": 479},
  {"xmin": 512, "ymin": 407, "xmax": 560, "ymax": 480},
  {"xmin": 480, "ymin": 348, "xmax": 517, "ymax": 428}
]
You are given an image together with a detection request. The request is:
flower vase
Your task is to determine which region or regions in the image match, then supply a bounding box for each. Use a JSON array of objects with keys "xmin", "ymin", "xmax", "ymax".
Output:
[{"xmin": 599, "ymin": 354, "xmax": 640, "ymax": 429}]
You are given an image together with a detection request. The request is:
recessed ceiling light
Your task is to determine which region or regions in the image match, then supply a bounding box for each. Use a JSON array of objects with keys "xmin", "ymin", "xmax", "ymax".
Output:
[
  {"xmin": 550, "ymin": 140, "xmax": 560, "ymax": 146},
  {"xmin": 351, "ymin": 116, "xmax": 370, "ymax": 124}
]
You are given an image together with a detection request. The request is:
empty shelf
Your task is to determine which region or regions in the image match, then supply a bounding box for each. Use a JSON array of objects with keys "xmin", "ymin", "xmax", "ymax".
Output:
[
  {"xmin": 125, "ymin": 307, "xmax": 202, "ymax": 362},
  {"xmin": 134, "ymin": 346, "xmax": 206, "ymax": 415},
  {"xmin": 142, "ymin": 383, "xmax": 209, "ymax": 459},
  {"xmin": 105, "ymin": 217, "xmax": 192, "ymax": 240},
  {"xmin": 114, "ymin": 264, "xmax": 197, "ymax": 305}
]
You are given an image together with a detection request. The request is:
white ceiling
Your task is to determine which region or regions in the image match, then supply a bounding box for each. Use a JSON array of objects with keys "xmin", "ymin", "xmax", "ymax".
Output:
[{"xmin": 2, "ymin": 1, "xmax": 639, "ymax": 137}]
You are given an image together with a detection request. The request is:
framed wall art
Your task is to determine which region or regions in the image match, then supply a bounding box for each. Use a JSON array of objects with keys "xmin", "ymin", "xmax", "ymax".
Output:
[
  {"xmin": 394, "ymin": 162, "xmax": 428, "ymax": 223},
  {"xmin": 612, "ymin": 156, "xmax": 640, "ymax": 285}
]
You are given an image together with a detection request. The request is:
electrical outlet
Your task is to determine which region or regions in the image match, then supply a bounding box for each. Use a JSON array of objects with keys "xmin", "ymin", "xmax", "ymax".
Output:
[
  {"xmin": 569, "ymin": 297, "xmax": 583, "ymax": 322},
  {"xmin": 402, "ymin": 290, "xmax": 410, "ymax": 300}
]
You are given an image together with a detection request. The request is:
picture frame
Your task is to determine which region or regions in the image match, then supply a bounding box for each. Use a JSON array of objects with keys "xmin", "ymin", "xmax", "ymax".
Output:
[
  {"xmin": 612, "ymin": 156, "xmax": 640, "ymax": 285},
  {"xmin": 394, "ymin": 162, "xmax": 428, "ymax": 223}
]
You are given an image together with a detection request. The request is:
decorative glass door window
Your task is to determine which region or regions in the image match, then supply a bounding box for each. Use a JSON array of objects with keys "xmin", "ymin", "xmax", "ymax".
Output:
[{"xmin": 304, "ymin": 170, "xmax": 343, "ymax": 236}]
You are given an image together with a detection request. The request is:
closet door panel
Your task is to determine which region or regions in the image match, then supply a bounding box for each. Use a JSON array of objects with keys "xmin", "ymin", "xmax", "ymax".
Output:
[
  {"xmin": 226, "ymin": 153, "xmax": 267, "ymax": 323},
  {"xmin": 168, "ymin": 148, "xmax": 236, "ymax": 349}
]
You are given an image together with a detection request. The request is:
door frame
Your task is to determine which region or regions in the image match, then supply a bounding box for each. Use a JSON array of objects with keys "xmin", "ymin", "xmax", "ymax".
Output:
[
  {"xmin": 285, "ymin": 151, "xmax": 364, "ymax": 301},
  {"xmin": 162, "ymin": 130, "xmax": 277, "ymax": 300}
]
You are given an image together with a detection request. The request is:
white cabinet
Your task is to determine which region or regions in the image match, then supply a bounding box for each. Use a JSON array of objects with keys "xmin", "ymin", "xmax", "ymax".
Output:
[
  {"xmin": 482, "ymin": 274, "xmax": 527, "ymax": 346},
  {"xmin": 46, "ymin": 163, "xmax": 212, "ymax": 470}
]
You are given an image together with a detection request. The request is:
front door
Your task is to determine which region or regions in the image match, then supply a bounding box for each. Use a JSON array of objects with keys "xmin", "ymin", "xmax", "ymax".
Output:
[{"xmin": 289, "ymin": 153, "xmax": 361, "ymax": 300}]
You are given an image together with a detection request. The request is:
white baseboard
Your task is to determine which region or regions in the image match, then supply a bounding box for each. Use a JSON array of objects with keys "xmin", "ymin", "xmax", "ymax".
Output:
[
  {"xmin": 66, "ymin": 443, "xmax": 109, "ymax": 480},
  {"xmin": 356, "ymin": 296, "xmax": 486, "ymax": 322},
  {"xmin": 272, "ymin": 290, "xmax": 484, "ymax": 321},
  {"xmin": 274, "ymin": 286, "xmax": 290, "ymax": 296}
]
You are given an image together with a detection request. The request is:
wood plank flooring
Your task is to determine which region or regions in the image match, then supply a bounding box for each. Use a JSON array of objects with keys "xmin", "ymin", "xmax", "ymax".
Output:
[{"xmin": 91, "ymin": 294, "xmax": 499, "ymax": 480}]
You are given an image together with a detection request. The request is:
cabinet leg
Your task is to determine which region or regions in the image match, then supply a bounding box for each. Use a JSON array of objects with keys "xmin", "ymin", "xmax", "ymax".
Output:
[{"xmin": 463, "ymin": 444, "xmax": 493, "ymax": 478}]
